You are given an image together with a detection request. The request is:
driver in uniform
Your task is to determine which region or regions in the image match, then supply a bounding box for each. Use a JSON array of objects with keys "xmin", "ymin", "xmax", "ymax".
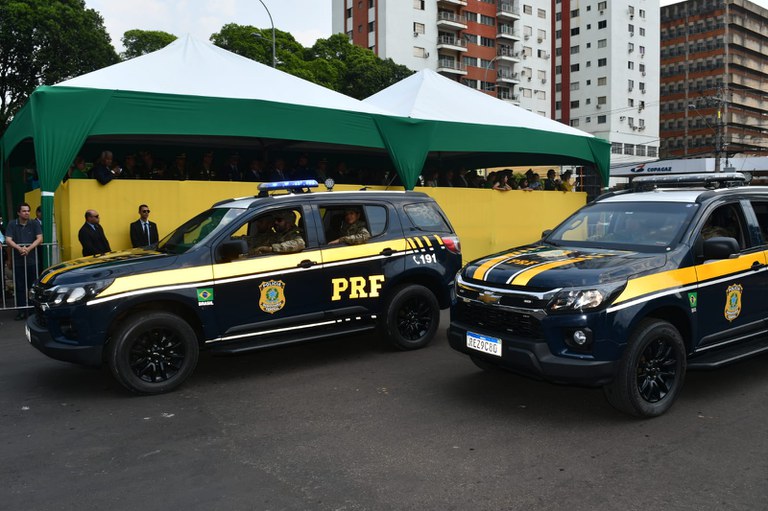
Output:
[{"xmin": 254, "ymin": 210, "xmax": 305, "ymax": 254}]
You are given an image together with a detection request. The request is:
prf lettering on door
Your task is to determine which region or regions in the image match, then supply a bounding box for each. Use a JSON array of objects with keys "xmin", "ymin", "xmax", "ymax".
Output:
[{"xmin": 331, "ymin": 275, "xmax": 385, "ymax": 301}]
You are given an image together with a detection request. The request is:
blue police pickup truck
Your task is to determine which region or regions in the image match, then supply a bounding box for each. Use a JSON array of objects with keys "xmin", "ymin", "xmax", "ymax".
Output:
[{"xmin": 449, "ymin": 173, "xmax": 768, "ymax": 417}]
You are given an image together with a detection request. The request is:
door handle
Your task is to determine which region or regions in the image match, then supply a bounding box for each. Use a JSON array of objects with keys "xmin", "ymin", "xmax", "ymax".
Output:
[
  {"xmin": 380, "ymin": 248, "xmax": 394, "ymax": 256},
  {"xmin": 298, "ymin": 259, "xmax": 316, "ymax": 268}
]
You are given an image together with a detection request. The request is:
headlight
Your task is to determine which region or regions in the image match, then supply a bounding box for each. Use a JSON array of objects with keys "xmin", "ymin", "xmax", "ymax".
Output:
[
  {"xmin": 49, "ymin": 279, "xmax": 114, "ymax": 306},
  {"xmin": 547, "ymin": 282, "xmax": 625, "ymax": 313}
]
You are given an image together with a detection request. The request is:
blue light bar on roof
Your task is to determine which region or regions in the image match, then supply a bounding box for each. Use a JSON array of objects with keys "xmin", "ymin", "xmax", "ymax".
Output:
[{"xmin": 257, "ymin": 180, "xmax": 319, "ymax": 191}]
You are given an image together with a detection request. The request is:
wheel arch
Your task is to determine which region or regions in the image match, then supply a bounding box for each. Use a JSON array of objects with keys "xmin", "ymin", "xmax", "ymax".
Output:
[
  {"xmin": 640, "ymin": 305, "xmax": 693, "ymax": 353},
  {"xmin": 103, "ymin": 300, "xmax": 205, "ymax": 360},
  {"xmin": 386, "ymin": 269, "xmax": 450, "ymax": 308}
]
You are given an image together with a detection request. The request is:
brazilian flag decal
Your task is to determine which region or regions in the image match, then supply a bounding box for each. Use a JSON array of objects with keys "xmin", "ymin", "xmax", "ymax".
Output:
[{"xmin": 197, "ymin": 287, "xmax": 214, "ymax": 306}]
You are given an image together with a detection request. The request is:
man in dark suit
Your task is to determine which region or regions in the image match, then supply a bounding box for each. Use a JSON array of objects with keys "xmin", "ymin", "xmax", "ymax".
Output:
[
  {"xmin": 78, "ymin": 209, "xmax": 111, "ymax": 257},
  {"xmin": 129, "ymin": 204, "xmax": 160, "ymax": 248}
]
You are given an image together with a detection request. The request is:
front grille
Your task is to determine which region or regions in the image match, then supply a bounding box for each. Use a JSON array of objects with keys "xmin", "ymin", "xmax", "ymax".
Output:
[{"xmin": 454, "ymin": 301, "xmax": 543, "ymax": 339}]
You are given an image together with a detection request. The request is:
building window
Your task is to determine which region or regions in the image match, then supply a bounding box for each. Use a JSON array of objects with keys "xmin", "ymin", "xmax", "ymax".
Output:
[
  {"xmin": 368, "ymin": 21, "xmax": 375, "ymax": 32},
  {"xmin": 640, "ymin": 27, "xmax": 645, "ymax": 37},
  {"xmin": 628, "ymin": 61, "xmax": 634, "ymax": 70},
  {"xmin": 413, "ymin": 46, "xmax": 427, "ymax": 58},
  {"xmin": 571, "ymin": 119, "xmax": 580, "ymax": 127},
  {"xmin": 624, "ymin": 144, "xmax": 635, "ymax": 155},
  {"xmin": 570, "ymin": 81, "xmax": 579, "ymax": 91},
  {"xmin": 480, "ymin": 14, "xmax": 495, "ymax": 25},
  {"xmin": 598, "ymin": 115, "xmax": 607, "ymax": 124},
  {"xmin": 480, "ymin": 37, "xmax": 496, "ymax": 47},
  {"xmin": 598, "ymin": 58, "xmax": 607, "ymax": 67},
  {"xmin": 538, "ymin": 8, "xmax": 546, "ymax": 18},
  {"xmin": 571, "ymin": 27, "xmax": 580, "ymax": 36},
  {"xmin": 538, "ymin": 29, "xmax": 546, "ymax": 41},
  {"xmin": 598, "ymin": 38, "xmax": 607, "ymax": 48},
  {"xmin": 612, "ymin": 142, "xmax": 623, "ymax": 154},
  {"xmin": 346, "ymin": 7, "xmax": 352, "ymax": 17},
  {"xmin": 628, "ymin": 42, "xmax": 634, "ymax": 53},
  {"xmin": 571, "ymin": 9, "xmax": 579, "ymax": 17},
  {"xmin": 413, "ymin": 22, "xmax": 425, "ymax": 34},
  {"xmin": 628, "ymin": 79, "xmax": 634, "ymax": 90},
  {"xmin": 571, "ymin": 100, "xmax": 580, "ymax": 108},
  {"xmin": 358, "ymin": 24, "xmax": 363, "ymax": 33},
  {"xmin": 598, "ymin": 76, "xmax": 607, "ymax": 85},
  {"xmin": 523, "ymin": 4, "xmax": 532, "ymax": 14},
  {"xmin": 639, "ymin": 9, "xmax": 646, "ymax": 18},
  {"xmin": 413, "ymin": 0, "xmax": 424, "ymax": 9},
  {"xmin": 598, "ymin": 20, "xmax": 607, "ymax": 29},
  {"xmin": 571, "ymin": 45, "xmax": 579, "ymax": 54},
  {"xmin": 597, "ymin": 96, "xmax": 607, "ymax": 105},
  {"xmin": 598, "ymin": 1, "xmax": 607, "ymax": 10},
  {"xmin": 571, "ymin": 63, "xmax": 580, "ymax": 72}
]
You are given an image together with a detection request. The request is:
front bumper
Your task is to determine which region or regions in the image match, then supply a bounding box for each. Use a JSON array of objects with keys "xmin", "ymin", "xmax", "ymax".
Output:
[
  {"xmin": 26, "ymin": 313, "xmax": 103, "ymax": 367},
  {"xmin": 448, "ymin": 323, "xmax": 618, "ymax": 387}
]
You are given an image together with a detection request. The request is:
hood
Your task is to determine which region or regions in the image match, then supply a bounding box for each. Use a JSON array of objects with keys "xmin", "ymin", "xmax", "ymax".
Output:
[
  {"xmin": 39, "ymin": 248, "xmax": 175, "ymax": 287},
  {"xmin": 463, "ymin": 244, "xmax": 668, "ymax": 289}
]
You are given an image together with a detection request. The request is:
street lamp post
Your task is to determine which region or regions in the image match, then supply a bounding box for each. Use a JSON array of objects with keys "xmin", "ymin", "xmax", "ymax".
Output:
[{"xmin": 257, "ymin": 0, "xmax": 276, "ymax": 68}]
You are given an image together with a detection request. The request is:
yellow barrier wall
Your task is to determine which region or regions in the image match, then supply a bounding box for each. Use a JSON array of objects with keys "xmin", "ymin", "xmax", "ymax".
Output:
[{"xmin": 28, "ymin": 181, "xmax": 585, "ymax": 263}]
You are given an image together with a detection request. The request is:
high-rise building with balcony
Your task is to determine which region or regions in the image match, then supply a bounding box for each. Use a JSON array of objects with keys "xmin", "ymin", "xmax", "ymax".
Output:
[
  {"xmin": 660, "ymin": 0, "xmax": 768, "ymax": 164},
  {"xmin": 332, "ymin": 1, "xmax": 661, "ymax": 167}
]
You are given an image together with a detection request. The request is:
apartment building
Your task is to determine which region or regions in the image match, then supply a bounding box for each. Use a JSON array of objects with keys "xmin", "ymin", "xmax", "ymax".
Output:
[
  {"xmin": 660, "ymin": 0, "xmax": 768, "ymax": 163},
  {"xmin": 332, "ymin": 1, "xmax": 660, "ymax": 166}
]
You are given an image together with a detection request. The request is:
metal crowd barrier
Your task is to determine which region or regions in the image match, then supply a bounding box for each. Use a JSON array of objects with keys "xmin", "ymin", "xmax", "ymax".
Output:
[{"xmin": 0, "ymin": 243, "xmax": 60, "ymax": 311}]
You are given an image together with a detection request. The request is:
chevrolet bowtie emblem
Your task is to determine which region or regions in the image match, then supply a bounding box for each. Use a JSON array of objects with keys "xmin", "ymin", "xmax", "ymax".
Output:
[{"xmin": 478, "ymin": 291, "xmax": 501, "ymax": 304}]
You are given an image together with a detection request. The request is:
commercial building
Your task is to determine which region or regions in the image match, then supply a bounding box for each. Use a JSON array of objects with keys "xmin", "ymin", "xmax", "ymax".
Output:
[
  {"xmin": 332, "ymin": 0, "xmax": 661, "ymax": 169},
  {"xmin": 660, "ymin": 0, "xmax": 768, "ymax": 165}
]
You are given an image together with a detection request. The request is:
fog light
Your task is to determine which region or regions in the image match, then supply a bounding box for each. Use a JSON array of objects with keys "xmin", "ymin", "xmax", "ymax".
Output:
[{"xmin": 572, "ymin": 330, "xmax": 588, "ymax": 345}]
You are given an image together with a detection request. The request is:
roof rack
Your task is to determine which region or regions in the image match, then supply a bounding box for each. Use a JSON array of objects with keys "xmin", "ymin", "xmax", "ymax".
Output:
[
  {"xmin": 257, "ymin": 179, "xmax": 319, "ymax": 197},
  {"xmin": 631, "ymin": 172, "xmax": 750, "ymax": 191}
]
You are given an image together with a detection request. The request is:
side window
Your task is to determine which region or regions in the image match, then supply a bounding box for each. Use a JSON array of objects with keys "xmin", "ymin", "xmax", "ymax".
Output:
[
  {"xmin": 364, "ymin": 205, "xmax": 387, "ymax": 237},
  {"xmin": 403, "ymin": 202, "xmax": 452, "ymax": 233},
  {"xmin": 321, "ymin": 204, "xmax": 372, "ymax": 245},
  {"xmin": 230, "ymin": 208, "xmax": 306, "ymax": 258},
  {"xmin": 700, "ymin": 203, "xmax": 747, "ymax": 249},
  {"xmin": 750, "ymin": 201, "xmax": 768, "ymax": 243}
]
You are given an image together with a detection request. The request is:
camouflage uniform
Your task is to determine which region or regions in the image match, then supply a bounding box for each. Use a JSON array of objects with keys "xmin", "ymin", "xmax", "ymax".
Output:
[
  {"xmin": 270, "ymin": 227, "xmax": 305, "ymax": 253},
  {"xmin": 337, "ymin": 220, "xmax": 371, "ymax": 245}
]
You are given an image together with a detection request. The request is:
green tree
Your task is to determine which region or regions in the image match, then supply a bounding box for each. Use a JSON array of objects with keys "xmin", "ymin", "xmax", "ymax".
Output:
[
  {"xmin": 121, "ymin": 29, "xmax": 177, "ymax": 60},
  {"xmin": 0, "ymin": 0, "xmax": 119, "ymax": 136},
  {"xmin": 210, "ymin": 24, "xmax": 305, "ymax": 71},
  {"xmin": 307, "ymin": 34, "xmax": 413, "ymax": 99}
]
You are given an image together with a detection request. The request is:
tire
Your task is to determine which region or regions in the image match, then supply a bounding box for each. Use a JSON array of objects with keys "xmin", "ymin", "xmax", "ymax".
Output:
[
  {"xmin": 381, "ymin": 284, "xmax": 440, "ymax": 350},
  {"xmin": 107, "ymin": 312, "xmax": 199, "ymax": 394},
  {"xmin": 603, "ymin": 319, "xmax": 686, "ymax": 418}
]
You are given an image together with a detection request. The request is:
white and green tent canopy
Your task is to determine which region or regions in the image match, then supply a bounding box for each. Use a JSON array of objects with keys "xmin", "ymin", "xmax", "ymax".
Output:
[
  {"xmin": 363, "ymin": 69, "xmax": 610, "ymax": 185},
  {"xmin": 1, "ymin": 36, "xmax": 609, "ymax": 242}
]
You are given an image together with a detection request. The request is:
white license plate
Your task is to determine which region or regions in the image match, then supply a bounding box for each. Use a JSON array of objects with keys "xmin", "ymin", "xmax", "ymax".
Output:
[
  {"xmin": 466, "ymin": 331, "xmax": 502, "ymax": 357},
  {"xmin": 25, "ymin": 324, "xmax": 31, "ymax": 344}
]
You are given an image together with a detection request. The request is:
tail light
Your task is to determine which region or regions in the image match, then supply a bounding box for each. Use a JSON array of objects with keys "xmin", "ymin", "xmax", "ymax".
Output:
[{"xmin": 442, "ymin": 235, "xmax": 461, "ymax": 254}]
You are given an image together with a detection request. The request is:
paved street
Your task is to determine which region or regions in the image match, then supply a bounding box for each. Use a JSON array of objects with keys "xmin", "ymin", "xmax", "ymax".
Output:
[{"xmin": 1, "ymin": 309, "xmax": 767, "ymax": 510}]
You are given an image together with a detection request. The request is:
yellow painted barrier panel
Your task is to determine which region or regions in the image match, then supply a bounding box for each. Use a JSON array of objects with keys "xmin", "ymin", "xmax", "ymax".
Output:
[{"xmin": 29, "ymin": 181, "xmax": 585, "ymax": 264}]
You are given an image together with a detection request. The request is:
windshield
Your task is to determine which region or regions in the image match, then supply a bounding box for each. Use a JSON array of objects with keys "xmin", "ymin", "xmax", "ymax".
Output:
[
  {"xmin": 157, "ymin": 207, "xmax": 246, "ymax": 254},
  {"xmin": 546, "ymin": 201, "xmax": 699, "ymax": 252}
]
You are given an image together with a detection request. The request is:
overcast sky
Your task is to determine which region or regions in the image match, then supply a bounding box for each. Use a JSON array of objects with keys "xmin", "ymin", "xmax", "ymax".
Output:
[
  {"xmin": 86, "ymin": 0, "xmax": 768, "ymax": 52},
  {"xmin": 85, "ymin": 0, "xmax": 333, "ymax": 51}
]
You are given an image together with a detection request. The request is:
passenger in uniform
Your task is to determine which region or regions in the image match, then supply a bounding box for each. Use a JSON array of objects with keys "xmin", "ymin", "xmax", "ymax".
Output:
[
  {"xmin": 254, "ymin": 211, "xmax": 305, "ymax": 254},
  {"xmin": 246, "ymin": 214, "xmax": 276, "ymax": 255},
  {"xmin": 328, "ymin": 207, "xmax": 371, "ymax": 245}
]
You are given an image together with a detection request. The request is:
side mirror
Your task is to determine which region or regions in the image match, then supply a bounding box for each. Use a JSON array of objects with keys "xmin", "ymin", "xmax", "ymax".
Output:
[
  {"xmin": 218, "ymin": 239, "xmax": 247, "ymax": 263},
  {"xmin": 541, "ymin": 229, "xmax": 553, "ymax": 238},
  {"xmin": 703, "ymin": 236, "xmax": 739, "ymax": 261}
]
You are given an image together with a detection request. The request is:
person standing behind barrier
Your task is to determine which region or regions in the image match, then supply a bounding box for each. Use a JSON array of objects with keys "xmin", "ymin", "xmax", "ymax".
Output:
[
  {"xmin": 5, "ymin": 203, "xmax": 43, "ymax": 319},
  {"xmin": 129, "ymin": 204, "xmax": 159, "ymax": 248},
  {"xmin": 79, "ymin": 210, "xmax": 111, "ymax": 257},
  {"xmin": 92, "ymin": 150, "xmax": 123, "ymax": 184}
]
